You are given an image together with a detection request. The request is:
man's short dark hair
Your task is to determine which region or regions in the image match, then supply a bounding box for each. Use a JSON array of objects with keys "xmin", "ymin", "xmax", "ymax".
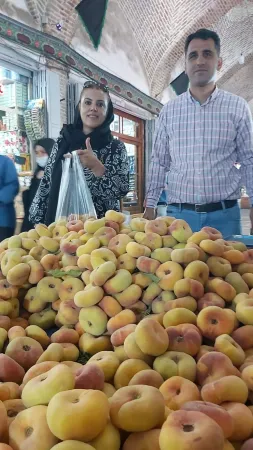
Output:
[{"xmin": 185, "ymin": 29, "xmax": 221, "ymax": 55}]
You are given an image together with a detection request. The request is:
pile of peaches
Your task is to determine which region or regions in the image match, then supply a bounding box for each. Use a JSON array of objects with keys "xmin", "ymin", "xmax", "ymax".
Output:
[{"xmin": 1, "ymin": 212, "xmax": 253, "ymax": 449}]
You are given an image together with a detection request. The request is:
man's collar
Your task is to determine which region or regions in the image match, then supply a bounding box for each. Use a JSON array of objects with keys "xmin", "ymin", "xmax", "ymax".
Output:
[{"xmin": 187, "ymin": 86, "xmax": 219, "ymax": 105}]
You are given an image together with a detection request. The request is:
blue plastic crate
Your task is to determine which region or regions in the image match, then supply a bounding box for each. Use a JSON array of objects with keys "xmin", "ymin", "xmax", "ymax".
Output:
[{"xmin": 227, "ymin": 235, "xmax": 253, "ymax": 248}]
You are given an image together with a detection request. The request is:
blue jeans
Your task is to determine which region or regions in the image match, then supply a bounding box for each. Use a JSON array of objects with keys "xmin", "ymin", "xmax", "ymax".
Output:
[{"xmin": 166, "ymin": 203, "xmax": 241, "ymax": 239}]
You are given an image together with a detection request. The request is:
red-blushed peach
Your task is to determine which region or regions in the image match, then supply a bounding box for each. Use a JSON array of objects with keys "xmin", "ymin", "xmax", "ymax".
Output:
[
  {"xmin": 232, "ymin": 325, "xmax": 253, "ymax": 350},
  {"xmin": 159, "ymin": 410, "xmax": 224, "ymax": 450},
  {"xmin": 197, "ymin": 307, "xmax": 237, "ymax": 340},
  {"xmin": 122, "ymin": 429, "xmax": 161, "ymax": 450},
  {"xmin": 74, "ymin": 363, "xmax": 104, "ymax": 390},
  {"xmin": 51, "ymin": 328, "xmax": 79, "ymax": 345},
  {"xmin": 134, "ymin": 318, "xmax": 169, "ymax": 356},
  {"xmin": 114, "ymin": 359, "xmax": 151, "ymax": 389},
  {"xmin": 184, "ymin": 260, "xmax": 209, "ymax": 285},
  {"xmin": 0, "ymin": 354, "xmax": 25, "ymax": 384},
  {"xmin": 171, "ymin": 248, "xmax": 199, "ymax": 264},
  {"xmin": 201, "ymin": 375, "xmax": 248, "ymax": 404},
  {"xmin": 180, "ymin": 401, "xmax": 234, "ymax": 439},
  {"xmin": 198, "ymin": 292, "xmax": 225, "ymax": 310},
  {"xmin": 159, "ymin": 376, "xmax": 200, "ymax": 410},
  {"xmin": 156, "ymin": 261, "xmax": 184, "ymax": 290},
  {"xmin": 241, "ymin": 439, "xmax": 253, "ymax": 450},
  {"xmin": 110, "ymin": 324, "xmax": 137, "ymax": 347},
  {"xmin": 87, "ymin": 351, "xmax": 120, "ymax": 381},
  {"xmin": 214, "ymin": 334, "xmax": 245, "ymax": 366},
  {"xmin": 136, "ymin": 256, "xmax": 160, "ymax": 274},
  {"xmin": 9, "ymin": 405, "xmax": 59, "ymax": 450},
  {"xmin": 196, "ymin": 352, "xmax": 240, "ymax": 386},
  {"xmin": 5, "ymin": 337, "xmax": 44, "ymax": 371},
  {"xmin": 47, "ymin": 389, "xmax": 109, "ymax": 442},
  {"xmin": 166, "ymin": 324, "xmax": 202, "ymax": 356},
  {"xmin": 107, "ymin": 309, "xmax": 136, "ymax": 335},
  {"xmin": 206, "ymin": 278, "xmax": 236, "ymax": 303},
  {"xmin": 222, "ymin": 402, "xmax": 253, "ymax": 441},
  {"xmin": 3, "ymin": 399, "xmax": 26, "ymax": 427},
  {"xmin": 201, "ymin": 226, "xmax": 222, "ymax": 240},
  {"xmin": 110, "ymin": 385, "xmax": 165, "ymax": 432},
  {"xmin": 128, "ymin": 369, "xmax": 164, "ymax": 389},
  {"xmin": 164, "ymin": 296, "xmax": 197, "ymax": 312},
  {"xmin": 174, "ymin": 278, "xmax": 204, "ymax": 299},
  {"xmin": 79, "ymin": 333, "xmax": 112, "ymax": 355},
  {"xmin": 169, "ymin": 219, "xmax": 193, "ymax": 243},
  {"xmin": 154, "ymin": 351, "xmax": 197, "ymax": 382},
  {"xmin": 0, "ymin": 316, "xmax": 11, "ymax": 331}
]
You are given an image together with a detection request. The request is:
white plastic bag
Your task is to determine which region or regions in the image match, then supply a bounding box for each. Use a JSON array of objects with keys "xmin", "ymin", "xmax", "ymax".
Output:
[{"xmin": 55, "ymin": 151, "xmax": 97, "ymax": 222}]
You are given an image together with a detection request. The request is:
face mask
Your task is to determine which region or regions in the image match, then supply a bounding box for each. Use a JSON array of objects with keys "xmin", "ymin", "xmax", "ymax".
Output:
[{"xmin": 36, "ymin": 156, "xmax": 48, "ymax": 168}]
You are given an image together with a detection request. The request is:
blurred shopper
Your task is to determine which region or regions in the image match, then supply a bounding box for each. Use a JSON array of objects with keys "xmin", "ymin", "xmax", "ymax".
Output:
[
  {"xmin": 0, "ymin": 155, "xmax": 19, "ymax": 240},
  {"xmin": 21, "ymin": 138, "xmax": 55, "ymax": 232},
  {"xmin": 144, "ymin": 29, "xmax": 253, "ymax": 238}
]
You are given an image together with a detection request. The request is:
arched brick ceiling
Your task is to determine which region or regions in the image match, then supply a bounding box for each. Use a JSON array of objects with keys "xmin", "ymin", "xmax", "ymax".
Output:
[{"xmin": 25, "ymin": 0, "xmax": 253, "ymax": 102}]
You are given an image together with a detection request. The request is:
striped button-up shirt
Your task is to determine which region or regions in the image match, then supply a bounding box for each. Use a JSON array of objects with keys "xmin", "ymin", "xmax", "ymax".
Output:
[{"xmin": 146, "ymin": 88, "xmax": 253, "ymax": 208}]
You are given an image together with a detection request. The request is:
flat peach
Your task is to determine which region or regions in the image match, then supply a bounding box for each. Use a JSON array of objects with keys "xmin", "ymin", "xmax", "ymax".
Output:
[
  {"xmin": 196, "ymin": 352, "xmax": 240, "ymax": 386},
  {"xmin": 110, "ymin": 385, "xmax": 165, "ymax": 432},
  {"xmin": 215, "ymin": 334, "xmax": 245, "ymax": 366},
  {"xmin": 197, "ymin": 307, "xmax": 237, "ymax": 340},
  {"xmin": 123, "ymin": 429, "xmax": 161, "ymax": 450},
  {"xmin": 181, "ymin": 401, "xmax": 234, "ymax": 439},
  {"xmin": 160, "ymin": 376, "xmax": 200, "ymax": 410},
  {"xmin": 201, "ymin": 375, "xmax": 248, "ymax": 404},
  {"xmin": 222, "ymin": 402, "xmax": 253, "ymax": 441},
  {"xmin": 159, "ymin": 410, "xmax": 224, "ymax": 450},
  {"xmin": 128, "ymin": 369, "xmax": 164, "ymax": 389},
  {"xmin": 198, "ymin": 293, "xmax": 225, "ymax": 310},
  {"xmin": 135, "ymin": 318, "xmax": 169, "ymax": 356},
  {"xmin": 166, "ymin": 323, "xmax": 202, "ymax": 356},
  {"xmin": 114, "ymin": 359, "xmax": 150, "ymax": 389}
]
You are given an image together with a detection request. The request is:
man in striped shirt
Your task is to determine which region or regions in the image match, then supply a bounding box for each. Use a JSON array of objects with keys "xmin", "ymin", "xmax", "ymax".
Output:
[{"xmin": 144, "ymin": 28, "xmax": 253, "ymax": 238}]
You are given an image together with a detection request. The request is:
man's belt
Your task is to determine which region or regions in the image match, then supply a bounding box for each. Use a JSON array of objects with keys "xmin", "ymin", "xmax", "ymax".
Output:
[{"xmin": 169, "ymin": 200, "xmax": 237, "ymax": 213}]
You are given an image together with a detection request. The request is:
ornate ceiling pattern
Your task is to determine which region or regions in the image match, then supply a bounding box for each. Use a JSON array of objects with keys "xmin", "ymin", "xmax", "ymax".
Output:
[{"xmin": 23, "ymin": 0, "xmax": 253, "ymax": 104}]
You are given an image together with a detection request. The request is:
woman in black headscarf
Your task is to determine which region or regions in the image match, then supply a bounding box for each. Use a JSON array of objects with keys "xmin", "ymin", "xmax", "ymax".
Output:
[
  {"xmin": 21, "ymin": 138, "xmax": 55, "ymax": 231},
  {"xmin": 29, "ymin": 81, "xmax": 129, "ymax": 224}
]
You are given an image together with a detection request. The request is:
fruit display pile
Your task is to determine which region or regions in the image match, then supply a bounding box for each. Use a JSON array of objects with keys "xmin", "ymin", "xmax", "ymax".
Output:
[{"xmin": 1, "ymin": 211, "xmax": 253, "ymax": 449}]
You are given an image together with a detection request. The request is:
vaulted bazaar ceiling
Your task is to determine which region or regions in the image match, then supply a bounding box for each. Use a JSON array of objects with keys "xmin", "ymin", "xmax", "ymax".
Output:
[{"xmin": 3, "ymin": 0, "xmax": 253, "ymax": 105}]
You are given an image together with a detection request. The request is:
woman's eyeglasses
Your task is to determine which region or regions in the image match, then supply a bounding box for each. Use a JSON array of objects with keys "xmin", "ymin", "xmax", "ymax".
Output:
[{"xmin": 83, "ymin": 81, "xmax": 109, "ymax": 92}]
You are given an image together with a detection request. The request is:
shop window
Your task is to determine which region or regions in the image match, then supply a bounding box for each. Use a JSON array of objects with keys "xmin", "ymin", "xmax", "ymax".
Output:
[{"xmin": 111, "ymin": 109, "xmax": 144, "ymax": 214}]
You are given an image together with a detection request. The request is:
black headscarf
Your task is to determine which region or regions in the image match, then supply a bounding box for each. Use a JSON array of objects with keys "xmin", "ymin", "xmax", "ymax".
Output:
[
  {"xmin": 21, "ymin": 138, "xmax": 55, "ymax": 232},
  {"xmin": 44, "ymin": 95, "xmax": 114, "ymax": 225},
  {"xmin": 34, "ymin": 138, "xmax": 55, "ymax": 175}
]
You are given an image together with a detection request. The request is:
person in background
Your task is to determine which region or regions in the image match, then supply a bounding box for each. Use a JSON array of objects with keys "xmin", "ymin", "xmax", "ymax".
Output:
[
  {"xmin": 21, "ymin": 138, "xmax": 55, "ymax": 232},
  {"xmin": 144, "ymin": 28, "xmax": 253, "ymax": 238},
  {"xmin": 0, "ymin": 155, "xmax": 19, "ymax": 240},
  {"xmin": 29, "ymin": 81, "xmax": 129, "ymax": 224}
]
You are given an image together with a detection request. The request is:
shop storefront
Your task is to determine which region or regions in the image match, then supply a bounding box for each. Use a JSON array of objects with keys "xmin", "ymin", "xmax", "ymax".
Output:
[{"xmin": 0, "ymin": 63, "xmax": 33, "ymax": 227}]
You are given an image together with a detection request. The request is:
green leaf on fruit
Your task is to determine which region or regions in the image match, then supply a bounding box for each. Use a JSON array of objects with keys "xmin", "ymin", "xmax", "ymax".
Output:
[
  {"xmin": 145, "ymin": 274, "xmax": 160, "ymax": 284},
  {"xmin": 48, "ymin": 269, "xmax": 82, "ymax": 278}
]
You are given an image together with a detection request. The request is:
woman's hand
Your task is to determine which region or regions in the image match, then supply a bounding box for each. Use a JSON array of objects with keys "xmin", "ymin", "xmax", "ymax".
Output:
[{"xmin": 64, "ymin": 138, "xmax": 105, "ymax": 177}]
